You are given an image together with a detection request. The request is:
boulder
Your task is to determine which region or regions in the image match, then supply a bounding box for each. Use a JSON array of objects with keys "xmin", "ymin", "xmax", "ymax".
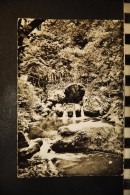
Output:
[
  {"xmin": 51, "ymin": 121, "xmax": 121, "ymax": 154},
  {"xmin": 35, "ymin": 138, "xmax": 43, "ymax": 147},
  {"xmin": 18, "ymin": 139, "xmax": 43, "ymax": 161},
  {"xmin": 28, "ymin": 122, "xmax": 44, "ymax": 139},
  {"xmin": 58, "ymin": 126, "xmax": 76, "ymax": 136},
  {"xmin": 18, "ymin": 131, "xmax": 29, "ymax": 149},
  {"xmin": 83, "ymin": 94, "xmax": 110, "ymax": 117},
  {"xmin": 102, "ymin": 97, "xmax": 123, "ymax": 125}
]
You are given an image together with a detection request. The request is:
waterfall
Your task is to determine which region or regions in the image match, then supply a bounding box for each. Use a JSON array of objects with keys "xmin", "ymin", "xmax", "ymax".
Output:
[
  {"xmin": 62, "ymin": 109, "xmax": 68, "ymax": 124},
  {"xmin": 81, "ymin": 105, "xmax": 85, "ymax": 118},
  {"xmin": 73, "ymin": 104, "xmax": 76, "ymax": 123}
]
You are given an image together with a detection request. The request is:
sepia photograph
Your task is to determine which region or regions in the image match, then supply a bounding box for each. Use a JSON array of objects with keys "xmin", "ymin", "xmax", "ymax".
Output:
[{"xmin": 17, "ymin": 19, "xmax": 123, "ymax": 177}]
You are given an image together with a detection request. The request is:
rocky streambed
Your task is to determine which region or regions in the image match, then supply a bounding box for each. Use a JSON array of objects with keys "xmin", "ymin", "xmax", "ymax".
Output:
[{"xmin": 18, "ymin": 117, "xmax": 123, "ymax": 177}]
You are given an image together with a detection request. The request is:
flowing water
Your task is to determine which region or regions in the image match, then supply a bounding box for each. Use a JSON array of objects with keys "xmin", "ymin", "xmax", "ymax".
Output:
[{"xmin": 35, "ymin": 112, "xmax": 123, "ymax": 176}]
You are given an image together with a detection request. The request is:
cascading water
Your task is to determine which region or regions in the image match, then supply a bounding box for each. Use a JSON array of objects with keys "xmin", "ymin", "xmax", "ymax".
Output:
[
  {"xmin": 62, "ymin": 108, "xmax": 68, "ymax": 124},
  {"xmin": 72, "ymin": 104, "xmax": 76, "ymax": 123},
  {"xmin": 61, "ymin": 103, "xmax": 86, "ymax": 124},
  {"xmin": 81, "ymin": 105, "xmax": 85, "ymax": 118}
]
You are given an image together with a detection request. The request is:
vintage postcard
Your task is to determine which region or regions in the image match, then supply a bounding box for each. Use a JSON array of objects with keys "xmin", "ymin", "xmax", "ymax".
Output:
[{"xmin": 17, "ymin": 19, "xmax": 123, "ymax": 177}]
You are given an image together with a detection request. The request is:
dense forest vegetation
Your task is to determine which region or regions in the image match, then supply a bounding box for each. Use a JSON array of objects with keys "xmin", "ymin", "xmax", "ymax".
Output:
[{"xmin": 18, "ymin": 19, "xmax": 123, "ymax": 177}]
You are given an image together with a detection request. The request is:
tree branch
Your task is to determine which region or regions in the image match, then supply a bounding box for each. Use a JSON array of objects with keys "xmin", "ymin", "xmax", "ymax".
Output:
[{"xmin": 18, "ymin": 19, "xmax": 46, "ymax": 46}]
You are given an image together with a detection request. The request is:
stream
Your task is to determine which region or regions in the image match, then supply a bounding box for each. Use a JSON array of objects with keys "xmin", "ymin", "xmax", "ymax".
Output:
[{"xmin": 34, "ymin": 116, "xmax": 123, "ymax": 176}]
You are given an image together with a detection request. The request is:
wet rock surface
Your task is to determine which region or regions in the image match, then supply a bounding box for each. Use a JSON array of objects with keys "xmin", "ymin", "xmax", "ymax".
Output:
[
  {"xmin": 18, "ymin": 137, "xmax": 43, "ymax": 162},
  {"xmin": 18, "ymin": 117, "xmax": 123, "ymax": 177},
  {"xmin": 18, "ymin": 131, "xmax": 29, "ymax": 149},
  {"xmin": 28, "ymin": 122, "xmax": 45, "ymax": 139},
  {"xmin": 51, "ymin": 121, "xmax": 121, "ymax": 154}
]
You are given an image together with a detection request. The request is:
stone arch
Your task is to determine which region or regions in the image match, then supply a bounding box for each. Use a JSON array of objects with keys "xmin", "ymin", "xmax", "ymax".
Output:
[{"xmin": 64, "ymin": 83, "xmax": 85, "ymax": 103}]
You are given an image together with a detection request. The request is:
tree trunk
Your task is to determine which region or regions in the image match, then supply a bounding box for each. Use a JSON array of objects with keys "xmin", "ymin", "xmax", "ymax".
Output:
[{"xmin": 18, "ymin": 19, "xmax": 45, "ymax": 46}]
